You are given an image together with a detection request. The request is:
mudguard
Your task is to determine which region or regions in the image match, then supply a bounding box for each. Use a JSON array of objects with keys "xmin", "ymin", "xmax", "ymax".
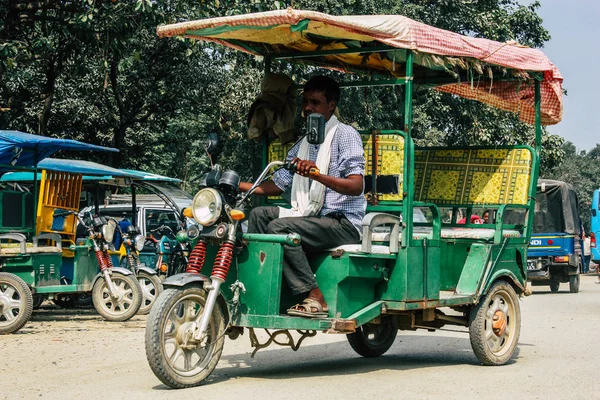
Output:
[
  {"xmin": 162, "ymin": 272, "xmax": 209, "ymax": 288},
  {"xmin": 91, "ymin": 267, "xmax": 134, "ymax": 287},
  {"xmin": 485, "ymin": 270, "xmax": 526, "ymax": 295},
  {"xmin": 136, "ymin": 265, "xmax": 158, "ymax": 276}
]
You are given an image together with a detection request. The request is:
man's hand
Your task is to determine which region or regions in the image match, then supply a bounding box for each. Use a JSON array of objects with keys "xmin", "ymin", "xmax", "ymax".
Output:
[
  {"xmin": 292, "ymin": 158, "xmax": 362, "ymax": 196},
  {"xmin": 292, "ymin": 158, "xmax": 319, "ymax": 177}
]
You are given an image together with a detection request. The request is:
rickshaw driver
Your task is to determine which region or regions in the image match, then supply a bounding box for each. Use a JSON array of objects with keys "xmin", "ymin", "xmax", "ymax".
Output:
[{"xmin": 239, "ymin": 75, "xmax": 367, "ymax": 318}]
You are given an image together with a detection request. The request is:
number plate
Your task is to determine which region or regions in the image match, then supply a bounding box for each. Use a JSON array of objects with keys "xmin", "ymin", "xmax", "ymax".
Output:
[{"xmin": 527, "ymin": 261, "xmax": 538, "ymax": 270}]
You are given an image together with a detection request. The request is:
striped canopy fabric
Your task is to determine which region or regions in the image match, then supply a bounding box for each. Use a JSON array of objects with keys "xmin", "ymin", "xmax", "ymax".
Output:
[{"xmin": 158, "ymin": 9, "xmax": 563, "ymax": 125}]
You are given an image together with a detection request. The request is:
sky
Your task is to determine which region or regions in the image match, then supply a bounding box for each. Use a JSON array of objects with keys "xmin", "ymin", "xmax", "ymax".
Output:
[{"xmin": 531, "ymin": 0, "xmax": 600, "ymax": 151}]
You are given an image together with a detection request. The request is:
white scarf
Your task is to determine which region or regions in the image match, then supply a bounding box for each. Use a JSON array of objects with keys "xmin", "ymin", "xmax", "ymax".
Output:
[{"xmin": 279, "ymin": 115, "xmax": 339, "ymax": 218}]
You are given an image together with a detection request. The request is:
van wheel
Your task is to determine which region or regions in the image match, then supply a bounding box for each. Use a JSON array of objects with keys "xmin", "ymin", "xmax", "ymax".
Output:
[
  {"xmin": 569, "ymin": 274, "xmax": 580, "ymax": 293},
  {"xmin": 347, "ymin": 316, "xmax": 398, "ymax": 357},
  {"xmin": 549, "ymin": 280, "xmax": 560, "ymax": 292},
  {"xmin": 469, "ymin": 281, "xmax": 521, "ymax": 365}
]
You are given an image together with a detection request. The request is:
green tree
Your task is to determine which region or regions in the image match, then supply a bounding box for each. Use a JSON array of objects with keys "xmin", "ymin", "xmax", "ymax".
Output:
[{"xmin": 1, "ymin": 0, "xmax": 565, "ymax": 182}]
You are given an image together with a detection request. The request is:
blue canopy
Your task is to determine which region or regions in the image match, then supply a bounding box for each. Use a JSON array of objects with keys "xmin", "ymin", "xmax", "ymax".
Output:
[
  {"xmin": 0, "ymin": 130, "xmax": 118, "ymax": 170},
  {"xmin": 0, "ymin": 158, "xmax": 135, "ymax": 180},
  {"xmin": 121, "ymin": 169, "xmax": 182, "ymax": 183}
]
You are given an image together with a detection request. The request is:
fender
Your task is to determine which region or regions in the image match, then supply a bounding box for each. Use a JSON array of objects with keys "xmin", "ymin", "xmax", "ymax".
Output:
[
  {"xmin": 484, "ymin": 269, "xmax": 526, "ymax": 295},
  {"xmin": 162, "ymin": 272, "xmax": 209, "ymax": 288},
  {"xmin": 91, "ymin": 267, "xmax": 134, "ymax": 287},
  {"xmin": 136, "ymin": 265, "xmax": 159, "ymax": 276},
  {"xmin": 161, "ymin": 273, "xmax": 231, "ymax": 326}
]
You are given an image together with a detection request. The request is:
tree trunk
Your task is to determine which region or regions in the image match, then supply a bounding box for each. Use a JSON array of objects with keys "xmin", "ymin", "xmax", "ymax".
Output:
[{"xmin": 37, "ymin": 56, "xmax": 60, "ymax": 135}]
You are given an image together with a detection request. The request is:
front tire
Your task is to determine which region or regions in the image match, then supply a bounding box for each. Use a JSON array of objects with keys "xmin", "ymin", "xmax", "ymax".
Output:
[
  {"xmin": 0, "ymin": 272, "xmax": 33, "ymax": 334},
  {"xmin": 92, "ymin": 272, "xmax": 142, "ymax": 322},
  {"xmin": 569, "ymin": 274, "xmax": 580, "ymax": 293},
  {"xmin": 145, "ymin": 286, "xmax": 226, "ymax": 388},
  {"xmin": 549, "ymin": 279, "xmax": 560, "ymax": 293},
  {"xmin": 469, "ymin": 281, "xmax": 521, "ymax": 366},
  {"xmin": 347, "ymin": 316, "xmax": 398, "ymax": 357},
  {"xmin": 137, "ymin": 271, "xmax": 163, "ymax": 315}
]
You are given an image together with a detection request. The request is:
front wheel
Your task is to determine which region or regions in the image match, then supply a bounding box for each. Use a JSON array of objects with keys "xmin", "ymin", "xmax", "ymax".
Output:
[
  {"xmin": 549, "ymin": 279, "xmax": 560, "ymax": 293},
  {"xmin": 469, "ymin": 281, "xmax": 521, "ymax": 366},
  {"xmin": 137, "ymin": 271, "xmax": 163, "ymax": 315},
  {"xmin": 0, "ymin": 272, "xmax": 33, "ymax": 334},
  {"xmin": 92, "ymin": 272, "xmax": 142, "ymax": 322},
  {"xmin": 569, "ymin": 274, "xmax": 580, "ymax": 293},
  {"xmin": 145, "ymin": 286, "xmax": 226, "ymax": 389},
  {"xmin": 346, "ymin": 316, "xmax": 398, "ymax": 357}
]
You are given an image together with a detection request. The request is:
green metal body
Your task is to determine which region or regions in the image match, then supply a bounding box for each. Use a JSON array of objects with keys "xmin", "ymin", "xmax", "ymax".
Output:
[
  {"xmin": 0, "ymin": 242, "xmax": 102, "ymax": 295},
  {"xmin": 184, "ymin": 48, "xmax": 541, "ymax": 332}
]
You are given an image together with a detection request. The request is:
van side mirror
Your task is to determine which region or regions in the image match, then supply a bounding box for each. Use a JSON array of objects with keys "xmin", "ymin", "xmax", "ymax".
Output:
[
  {"xmin": 306, "ymin": 113, "xmax": 325, "ymax": 145},
  {"xmin": 206, "ymin": 132, "xmax": 219, "ymax": 154}
]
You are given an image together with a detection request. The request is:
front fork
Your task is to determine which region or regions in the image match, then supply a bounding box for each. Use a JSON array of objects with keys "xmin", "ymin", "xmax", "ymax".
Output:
[
  {"xmin": 93, "ymin": 239, "xmax": 119, "ymax": 299},
  {"xmin": 192, "ymin": 227, "xmax": 237, "ymax": 342}
]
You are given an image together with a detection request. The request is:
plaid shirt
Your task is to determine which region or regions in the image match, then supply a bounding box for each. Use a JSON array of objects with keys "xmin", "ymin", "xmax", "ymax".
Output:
[{"xmin": 273, "ymin": 122, "xmax": 367, "ymax": 234}]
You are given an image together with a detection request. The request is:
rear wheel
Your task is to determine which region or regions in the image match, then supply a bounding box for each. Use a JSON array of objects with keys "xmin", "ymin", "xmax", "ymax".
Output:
[
  {"xmin": 569, "ymin": 274, "xmax": 580, "ymax": 293},
  {"xmin": 549, "ymin": 279, "xmax": 560, "ymax": 292},
  {"xmin": 347, "ymin": 316, "xmax": 398, "ymax": 357},
  {"xmin": 469, "ymin": 281, "xmax": 521, "ymax": 365},
  {"xmin": 0, "ymin": 273, "xmax": 33, "ymax": 334},
  {"xmin": 92, "ymin": 272, "xmax": 142, "ymax": 321},
  {"xmin": 137, "ymin": 271, "xmax": 163, "ymax": 315}
]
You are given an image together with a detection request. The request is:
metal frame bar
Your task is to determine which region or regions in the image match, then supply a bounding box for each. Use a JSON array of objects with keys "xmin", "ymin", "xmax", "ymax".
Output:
[
  {"xmin": 402, "ymin": 50, "xmax": 414, "ymax": 247},
  {"xmin": 271, "ymin": 45, "xmax": 397, "ymax": 60}
]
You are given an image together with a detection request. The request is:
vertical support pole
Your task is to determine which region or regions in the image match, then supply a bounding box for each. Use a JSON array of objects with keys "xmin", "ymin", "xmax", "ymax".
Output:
[
  {"xmin": 526, "ymin": 79, "xmax": 543, "ymax": 242},
  {"xmin": 33, "ymin": 150, "xmax": 40, "ymax": 235},
  {"xmin": 259, "ymin": 56, "xmax": 272, "ymax": 207},
  {"xmin": 131, "ymin": 185, "xmax": 137, "ymax": 227},
  {"xmin": 402, "ymin": 50, "xmax": 415, "ymax": 247},
  {"xmin": 534, "ymin": 80, "xmax": 542, "ymax": 156}
]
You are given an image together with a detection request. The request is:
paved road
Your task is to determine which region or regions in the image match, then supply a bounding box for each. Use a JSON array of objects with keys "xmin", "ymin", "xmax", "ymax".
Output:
[{"xmin": 2, "ymin": 276, "xmax": 600, "ymax": 400}]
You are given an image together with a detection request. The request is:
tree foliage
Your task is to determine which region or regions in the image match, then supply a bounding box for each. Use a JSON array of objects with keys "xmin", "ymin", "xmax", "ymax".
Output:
[
  {"xmin": 545, "ymin": 142, "xmax": 600, "ymax": 232},
  {"xmin": 1, "ymin": 0, "xmax": 565, "ymax": 186}
]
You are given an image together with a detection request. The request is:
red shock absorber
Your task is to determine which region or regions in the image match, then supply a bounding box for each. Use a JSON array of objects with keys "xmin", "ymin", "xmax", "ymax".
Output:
[
  {"xmin": 186, "ymin": 240, "xmax": 207, "ymax": 274},
  {"xmin": 210, "ymin": 241, "xmax": 235, "ymax": 281},
  {"xmin": 96, "ymin": 249, "xmax": 110, "ymax": 272},
  {"xmin": 103, "ymin": 250, "xmax": 114, "ymax": 268}
]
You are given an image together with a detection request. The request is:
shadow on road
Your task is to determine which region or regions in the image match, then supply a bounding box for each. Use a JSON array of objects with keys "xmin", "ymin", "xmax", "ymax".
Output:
[{"xmin": 149, "ymin": 334, "xmax": 522, "ymax": 388}]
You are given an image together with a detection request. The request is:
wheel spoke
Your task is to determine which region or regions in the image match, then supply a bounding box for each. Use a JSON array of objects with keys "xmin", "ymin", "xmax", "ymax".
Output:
[
  {"xmin": 2, "ymin": 310, "xmax": 15, "ymax": 322},
  {"xmin": 2, "ymin": 286, "xmax": 16, "ymax": 299},
  {"xmin": 9, "ymin": 299, "xmax": 22, "ymax": 310},
  {"xmin": 169, "ymin": 347, "xmax": 184, "ymax": 366}
]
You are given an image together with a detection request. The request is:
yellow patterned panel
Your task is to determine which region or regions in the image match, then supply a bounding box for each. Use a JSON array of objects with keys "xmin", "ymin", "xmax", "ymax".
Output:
[
  {"xmin": 362, "ymin": 133, "xmax": 404, "ymax": 201},
  {"xmin": 415, "ymin": 147, "xmax": 533, "ymax": 205},
  {"xmin": 468, "ymin": 171, "xmax": 504, "ymax": 203},
  {"xmin": 512, "ymin": 173, "xmax": 530, "ymax": 204},
  {"xmin": 427, "ymin": 170, "xmax": 460, "ymax": 201}
]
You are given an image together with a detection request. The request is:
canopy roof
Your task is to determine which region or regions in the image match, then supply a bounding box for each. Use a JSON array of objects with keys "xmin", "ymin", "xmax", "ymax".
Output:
[
  {"xmin": 121, "ymin": 169, "xmax": 182, "ymax": 183},
  {"xmin": 0, "ymin": 130, "xmax": 118, "ymax": 170},
  {"xmin": 158, "ymin": 9, "xmax": 563, "ymax": 125}
]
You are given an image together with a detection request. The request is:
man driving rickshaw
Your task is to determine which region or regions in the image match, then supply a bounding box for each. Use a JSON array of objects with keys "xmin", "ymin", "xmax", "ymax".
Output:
[{"xmin": 241, "ymin": 75, "xmax": 366, "ymax": 318}]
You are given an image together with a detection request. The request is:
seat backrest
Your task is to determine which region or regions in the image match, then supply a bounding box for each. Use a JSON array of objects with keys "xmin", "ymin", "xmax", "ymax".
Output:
[{"xmin": 266, "ymin": 134, "xmax": 533, "ymax": 208}]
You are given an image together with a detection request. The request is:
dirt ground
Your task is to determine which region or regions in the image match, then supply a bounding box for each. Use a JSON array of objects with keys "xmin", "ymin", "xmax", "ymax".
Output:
[{"xmin": 2, "ymin": 275, "xmax": 600, "ymax": 400}]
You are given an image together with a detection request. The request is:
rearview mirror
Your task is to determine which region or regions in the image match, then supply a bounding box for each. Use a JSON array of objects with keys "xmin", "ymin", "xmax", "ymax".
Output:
[
  {"xmin": 306, "ymin": 113, "xmax": 325, "ymax": 145},
  {"xmin": 206, "ymin": 132, "xmax": 219, "ymax": 154}
]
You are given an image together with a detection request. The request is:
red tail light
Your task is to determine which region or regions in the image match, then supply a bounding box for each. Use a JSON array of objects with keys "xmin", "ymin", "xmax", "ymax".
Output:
[{"xmin": 592, "ymin": 232, "xmax": 596, "ymax": 248}]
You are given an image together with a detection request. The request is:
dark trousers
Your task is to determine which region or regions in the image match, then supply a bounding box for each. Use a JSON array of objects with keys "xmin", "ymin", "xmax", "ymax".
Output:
[{"xmin": 247, "ymin": 206, "xmax": 360, "ymax": 295}]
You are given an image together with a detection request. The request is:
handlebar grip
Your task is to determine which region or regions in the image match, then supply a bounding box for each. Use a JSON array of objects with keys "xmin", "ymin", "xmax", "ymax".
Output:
[{"xmin": 308, "ymin": 167, "xmax": 320, "ymax": 177}]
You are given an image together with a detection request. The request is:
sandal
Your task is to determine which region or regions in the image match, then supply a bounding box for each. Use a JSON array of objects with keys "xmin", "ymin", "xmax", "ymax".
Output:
[{"xmin": 287, "ymin": 298, "xmax": 329, "ymax": 318}]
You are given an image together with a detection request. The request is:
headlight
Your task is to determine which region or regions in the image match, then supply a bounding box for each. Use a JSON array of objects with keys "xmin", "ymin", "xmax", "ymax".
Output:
[
  {"xmin": 134, "ymin": 234, "xmax": 145, "ymax": 252},
  {"xmin": 191, "ymin": 188, "xmax": 223, "ymax": 226},
  {"xmin": 102, "ymin": 221, "xmax": 116, "ymax": 243}
]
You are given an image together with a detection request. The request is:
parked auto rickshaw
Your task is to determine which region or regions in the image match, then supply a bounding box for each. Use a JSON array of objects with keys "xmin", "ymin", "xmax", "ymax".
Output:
[
  {"xmin": 144, "ymin": 10, "xmax": 564, "ymax": 388},
  {"xmin": 0, "ymin": 131, "xmax": 144, "ymax": 333},
  {"xmin": 527, "ymin": 179, "xmax": 583, "ymax": 293}
]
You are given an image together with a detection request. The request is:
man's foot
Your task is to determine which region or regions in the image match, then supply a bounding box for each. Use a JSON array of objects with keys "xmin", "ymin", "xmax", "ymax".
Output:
[{"xmin": 287, "ymin": 298, "xmax": 329, "ymax": 318}]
